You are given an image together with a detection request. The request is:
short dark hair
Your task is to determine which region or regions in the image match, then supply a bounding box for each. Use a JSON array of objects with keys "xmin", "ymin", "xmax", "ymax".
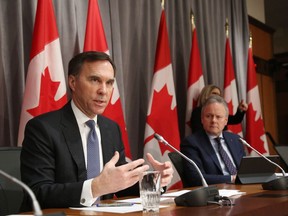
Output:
[
  {"xmin": 201, "ymin": 94, "xmax": 229, "ymax": 117},
  {"xmin": 68, "ymin": 51, "xmax": 116, "ymax": 76}
]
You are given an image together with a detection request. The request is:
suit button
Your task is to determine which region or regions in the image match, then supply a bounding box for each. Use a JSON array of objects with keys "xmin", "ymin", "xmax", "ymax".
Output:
[{"xmin": 80, "ymin": 198, "xmax": 86, "ymax": 204}]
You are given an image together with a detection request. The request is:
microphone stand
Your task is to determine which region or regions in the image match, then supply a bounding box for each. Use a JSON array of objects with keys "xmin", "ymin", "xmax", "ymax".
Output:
[
  {"xmin": 239, "ymin": 138, "xmax": 288, "ymax": 190},
  {"xmin": 154, "ymin": 133, "xmax": 219, "ymax": 206},
  {"xmin": 0, "ymin": 169, "xmax": 66, "ymax": 215},
  {"xmin": 0, "ymin": 169, "xmax": 42, "ymax": 216}
]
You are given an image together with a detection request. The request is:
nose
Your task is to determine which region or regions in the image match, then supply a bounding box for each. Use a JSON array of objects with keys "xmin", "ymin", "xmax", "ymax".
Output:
[
  {"xmin": 211, "ymin": 115, "xmax": 217, "ymax": 122},
  {"xmin": 98, "ymin": 83, "xmax": 108, "ymax": 94}
]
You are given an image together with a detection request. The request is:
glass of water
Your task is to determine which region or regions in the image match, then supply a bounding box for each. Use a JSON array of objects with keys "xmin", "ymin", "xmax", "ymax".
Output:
[{"xmin": 139, "ymin": 170, "xmax": 161, "ymax": 213}]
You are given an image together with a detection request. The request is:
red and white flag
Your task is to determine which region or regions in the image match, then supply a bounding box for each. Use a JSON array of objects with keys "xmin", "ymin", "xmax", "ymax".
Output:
[
  {"xmin": 185, "ymin": 21, "xmax": 205, "ymax": 135},
  {"xmin": 246, "ymin": 44, "xmax": 269, "ymax": 155},
  {"xmin": 17, "ymin": 0, "xmax": 67, "ymax": 146},
  {"xmin": 144, "ymin": 7, "xmax": 181, "ymax": 189},
  {"xmin": 223, "ymin": 36, "xmax": 243, "ymax": 136},
  {"xmin": 84, "ymin": 0, "xmax": 132, "ymax": 160}
]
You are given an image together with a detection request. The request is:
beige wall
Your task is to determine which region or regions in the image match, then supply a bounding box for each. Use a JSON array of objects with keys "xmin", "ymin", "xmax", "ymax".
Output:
[{"xmin": 246, "ymin": 0, "xmax": 265, "ymax": 23}]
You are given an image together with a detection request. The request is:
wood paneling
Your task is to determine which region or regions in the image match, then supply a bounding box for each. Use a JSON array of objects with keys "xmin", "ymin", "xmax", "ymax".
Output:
[{"xmin": 249, "ymin": 20, "xmax": 278, "ymax": 154}]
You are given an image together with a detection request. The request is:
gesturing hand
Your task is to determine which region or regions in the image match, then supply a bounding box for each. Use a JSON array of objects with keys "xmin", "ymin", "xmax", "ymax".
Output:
[
  {"xmin": 91, "ymin": 151, "xmax": 149, "ymax": 198},
  {"xmin": 146, "ymin": 153, "xmax": 174, "ymax": 187}
]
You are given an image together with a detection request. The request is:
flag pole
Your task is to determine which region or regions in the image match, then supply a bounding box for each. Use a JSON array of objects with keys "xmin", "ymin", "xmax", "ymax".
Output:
[
  {"xmin": 249, "ymin": 31, "xmax": 253, "ymax": 48},
  {"xmin": 225, "ymin": 18, "xmax": 229, "ymax": 38},
  {"xmin": 191, "ymin": 10, "xmax": 195, "ymax": 31},
  {"xmin": 161, "ymin": 0, "xmax": 165, "ymax": 9}
]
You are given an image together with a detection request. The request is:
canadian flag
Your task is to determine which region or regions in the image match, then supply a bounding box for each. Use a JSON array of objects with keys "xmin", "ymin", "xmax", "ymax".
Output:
[
  {"xmin": 83, "ymin": 0, "xmax": 132, "ymax": 159},
  {"xmin": 223, "ymin": 36, "xmax": 243, "ymax": 136},
  {"xmin": 185, "ymin": 21, "xmax": 205, "ymax": 136},
  {"xmin": 143, "ymin": 7, "xmax": 181, "ymax": 189},
  {"xmin": 246, "ymin": 45, "xmax": 269, "ymax": 155},
  {"xmin": 17, "ymin": 0, "xmax": 67, "ymax": 146}
]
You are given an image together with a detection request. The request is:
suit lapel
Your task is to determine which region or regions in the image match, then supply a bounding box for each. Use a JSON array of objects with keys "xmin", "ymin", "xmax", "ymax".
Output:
[
  {"xmin": 61, "ymin": 102, "xmax": 87, "ymax": 181},
  {"xmin": 97, "ymin": 116, "xmax": 114, "ymax": 165},
  {"xmin": 200, "ymin": 131, "xmax": 223, "ymax": 172},
  {"xmin": 223, "ymin": 132, "xmax": 241, "ymax": 167}
]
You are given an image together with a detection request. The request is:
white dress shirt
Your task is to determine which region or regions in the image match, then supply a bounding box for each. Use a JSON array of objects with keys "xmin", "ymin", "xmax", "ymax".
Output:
[{"xmin": 71, "ymin": 100, "xmax": 103, "ymax": 206}]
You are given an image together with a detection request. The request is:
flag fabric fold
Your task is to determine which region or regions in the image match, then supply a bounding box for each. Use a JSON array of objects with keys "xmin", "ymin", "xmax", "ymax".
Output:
[
  {"xmin": 17, "ymin": 0, "xmax": 67, "ymax": 146},
  {"xmin": 143, "ymin": 8, "xmax": 181, "ymax": 189},
  {"xmin": 223, "ymin": 37, "xmax": 243, "ymax": 136},
  {"xmin": 246, "ymin": 46, "xmax": 269, "ymax": 155},
  {"xmin": 83, "ymin": 0, "xmax": 132, "ymax": 160},
  {"xmin": 185, "ymin": 25, "xmax": 205, "ymax": 136}
]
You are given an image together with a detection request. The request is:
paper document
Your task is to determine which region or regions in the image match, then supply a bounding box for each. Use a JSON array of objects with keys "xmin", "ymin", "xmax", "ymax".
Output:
[
  {"xmin": 161, "ymin": 189, "xmax": 245, "ymax": 198},
  {"xmin": 70, "ymin": 204, "xmax": 168, "ymax": 214},
  {"xmin": 70, "ymin": 204, "xmax": 143, "ymax": 214}
]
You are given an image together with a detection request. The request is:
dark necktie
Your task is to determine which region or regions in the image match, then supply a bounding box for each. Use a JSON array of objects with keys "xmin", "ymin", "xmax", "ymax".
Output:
[
  {"xmin": 215, "ymin": 137, "xmax": 237, "ymax": 175},
  {"xmin": 86, "ymin": 120, "xmax": 100, "ymax": 179}
]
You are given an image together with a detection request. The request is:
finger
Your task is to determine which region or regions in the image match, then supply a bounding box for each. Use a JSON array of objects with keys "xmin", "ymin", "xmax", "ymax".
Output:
[
  {"xmin": 161, "ymin": 162, "xmax": 173, "ymax": 176},
  {"xmin": 128, "ymin": 164, "xmax": 150, "ymax": 177},
  {"xmin": 146, "ymin": 153, "xmax": 162, "ymax": 167},
  {"xmin": 107, "ymin": 151, "xmax": 120, "ymax": 166},
  {"xmin": 122, "ymin": 158, "xmax": 146, "ymax": 171}
]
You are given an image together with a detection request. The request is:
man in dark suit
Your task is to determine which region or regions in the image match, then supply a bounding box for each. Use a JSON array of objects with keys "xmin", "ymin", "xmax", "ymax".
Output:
[
  {"xmin": 181, "ymin": 95, "xmax": 245, "ymax": 187},
  {"xmin": 20, "ymin": 51, "xmax": 173, "ymax": 210}
]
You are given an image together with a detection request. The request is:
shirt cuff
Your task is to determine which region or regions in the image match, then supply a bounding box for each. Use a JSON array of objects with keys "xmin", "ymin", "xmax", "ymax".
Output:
[{"xmin": 80, "ymin": 179, "xmax": 98, "ymax": 206}]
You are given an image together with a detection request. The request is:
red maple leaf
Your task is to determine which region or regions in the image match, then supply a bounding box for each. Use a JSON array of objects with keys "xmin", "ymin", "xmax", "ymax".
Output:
[
  {"xmin": 146, "ymin": 84, "xmax": 179, "ymax": 155},
  {"xmin": 246, "ymin": 103, "xmax": 267, "ymax": 154},
  {"xmin": 27, "ymin": 67, "xmax": 67, "ymax": 117}
]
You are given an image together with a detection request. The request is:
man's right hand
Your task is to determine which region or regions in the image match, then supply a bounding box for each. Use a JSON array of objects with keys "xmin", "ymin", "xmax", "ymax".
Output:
[{"xmin": 91, "ymin": 151, "xmax": 149, "ymax": 198}]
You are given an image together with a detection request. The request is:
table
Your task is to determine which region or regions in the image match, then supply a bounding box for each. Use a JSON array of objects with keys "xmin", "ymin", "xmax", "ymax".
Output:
[{"xmin": 20, "ymin": 184, "xmax": 288, "ymax": 216}]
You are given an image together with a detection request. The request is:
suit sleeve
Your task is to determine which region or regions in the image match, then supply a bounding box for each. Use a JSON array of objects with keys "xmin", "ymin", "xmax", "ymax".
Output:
[
  {"xmin": 228, "ymin": 109, "xmax": 245, "ymax": 125},
  {"xmin": 21, "ymin": 117, "xmax": 84, "ymax": 210}
]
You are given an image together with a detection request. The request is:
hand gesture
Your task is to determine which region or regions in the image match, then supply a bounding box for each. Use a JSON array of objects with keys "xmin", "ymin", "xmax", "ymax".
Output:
[
  {"xmin": 238, "ymin": 100, "xmax": 248, "ymax": 112},
  {"xmin": 91, "ymin": 151, "xmax": 149, "ymax": 197},
  {"xmin": 146, "ymin": 153, "xmax": 174, "ymax": 187}
]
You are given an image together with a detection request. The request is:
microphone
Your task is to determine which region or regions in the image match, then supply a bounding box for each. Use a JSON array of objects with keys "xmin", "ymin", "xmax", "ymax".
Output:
[
  {"xmin": 239, "ymin": 138, "xmax": 288, "ymax": 190},
  {"xmin": 154, "ymin": 133, "xmax": 219, "ymax": 206},
  {"xmin": 0, "ymin": 169, "xmax": 42, "ymax": 216}
]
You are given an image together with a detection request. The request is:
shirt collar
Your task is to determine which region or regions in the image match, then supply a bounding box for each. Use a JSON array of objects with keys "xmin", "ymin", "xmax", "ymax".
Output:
[
  {"xmin": 206, "ymin": 132, "xmax": 223, "ymax": 140},
  {"xmin": 71, "ymin": 100, "xmax": 98, "ymax": 126}
]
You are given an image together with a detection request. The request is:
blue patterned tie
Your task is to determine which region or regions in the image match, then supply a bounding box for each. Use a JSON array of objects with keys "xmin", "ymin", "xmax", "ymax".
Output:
[
  {"xmin": 215, "ymin": 137, "xmax": 237, "ymax": 175},
  {"xmin": 86, "ymin": 120, "xmax": 100, "ymax": 179}
]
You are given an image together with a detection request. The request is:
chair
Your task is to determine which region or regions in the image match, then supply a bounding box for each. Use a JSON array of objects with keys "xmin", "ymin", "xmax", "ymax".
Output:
[
  {"xmin": 273, "ymin": 145, "xmax": 288, "ymax": 171},
  {"xmin": 168, "ymin": 151, "xmax": 189, "ymax": 187},
  {"xmin": 0, "ymin": 147, "xmax": 23, "ymax": 216}
]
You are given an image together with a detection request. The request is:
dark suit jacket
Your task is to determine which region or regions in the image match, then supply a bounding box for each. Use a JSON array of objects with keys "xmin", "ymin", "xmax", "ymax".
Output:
[
  {"xmin": 180, "ymin": 130, "xmax": 245, "ymax": 187},
  {"xmin": 190, "ymin": 106, "xmax": 246, "ymax": 133},
  {"xmin": 20, "ymin": 101, "xmax": 138, "ymax": 210}
]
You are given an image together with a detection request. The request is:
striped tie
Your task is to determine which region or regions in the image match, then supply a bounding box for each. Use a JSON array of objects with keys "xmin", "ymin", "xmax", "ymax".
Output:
[{"xmin": 215, "ymin": 137, "xmax": 237, "ymax": 175}]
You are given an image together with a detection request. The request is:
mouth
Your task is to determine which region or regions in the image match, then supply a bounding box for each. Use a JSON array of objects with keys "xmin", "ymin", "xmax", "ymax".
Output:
[{"xmin": 94, "ymin": 99, "xmax": 107, "ymax": 107}]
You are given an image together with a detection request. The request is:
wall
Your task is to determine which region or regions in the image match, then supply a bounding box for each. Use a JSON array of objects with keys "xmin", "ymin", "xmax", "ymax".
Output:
[{"xmin": 246, "ymin": 0, "xmax": 265, "ymax": 23}]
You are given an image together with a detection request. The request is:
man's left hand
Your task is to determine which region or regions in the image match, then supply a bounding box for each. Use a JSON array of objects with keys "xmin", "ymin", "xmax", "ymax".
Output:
[{"xmin": 146, "ymin": 153, "xmax": 174, "ymax": 187}]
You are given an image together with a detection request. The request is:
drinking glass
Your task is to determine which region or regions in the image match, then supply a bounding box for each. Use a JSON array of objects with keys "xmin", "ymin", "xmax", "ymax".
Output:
[{"xmin": 139, "ymin": 171, "xmax": 161, "ymax": 213}]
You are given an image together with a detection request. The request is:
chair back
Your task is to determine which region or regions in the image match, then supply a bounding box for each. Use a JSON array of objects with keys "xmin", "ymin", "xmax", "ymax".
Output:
[
  {"xmin": 168, "ymin": 151, "xmax": 189, "ymax": 187},
  {"xmin": 0, "ymin": 147, "xmax": 23, "ymax": 216}
]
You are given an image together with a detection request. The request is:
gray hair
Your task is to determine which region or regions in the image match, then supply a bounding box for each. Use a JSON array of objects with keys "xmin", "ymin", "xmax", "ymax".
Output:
[{"xmin": 201, "ymin": 95, "xmax": 229, "ymax": 117}]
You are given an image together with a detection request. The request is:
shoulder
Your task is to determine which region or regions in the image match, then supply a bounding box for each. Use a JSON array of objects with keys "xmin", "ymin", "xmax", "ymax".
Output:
[
  {"xmin": 98, "ymin": 115, "xmax": 118, "ymax": 126},
  {"xmin": 97, "ymin": 115, "xmax": 121, "ymax": 133},
  {"xmin": 223, "ymin": 131, "xmax": 240, "ymax": 139},
  {"xmin": 222, "ymin": 131, "xmax": 242, "ymax": 144},
  {"xmin": 182, "ymin": 130, "xmax": 208, "ymax": 145},
  {"xmin": 26, "ymin": 102, "xmax": 72, "ymax": 128}
]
